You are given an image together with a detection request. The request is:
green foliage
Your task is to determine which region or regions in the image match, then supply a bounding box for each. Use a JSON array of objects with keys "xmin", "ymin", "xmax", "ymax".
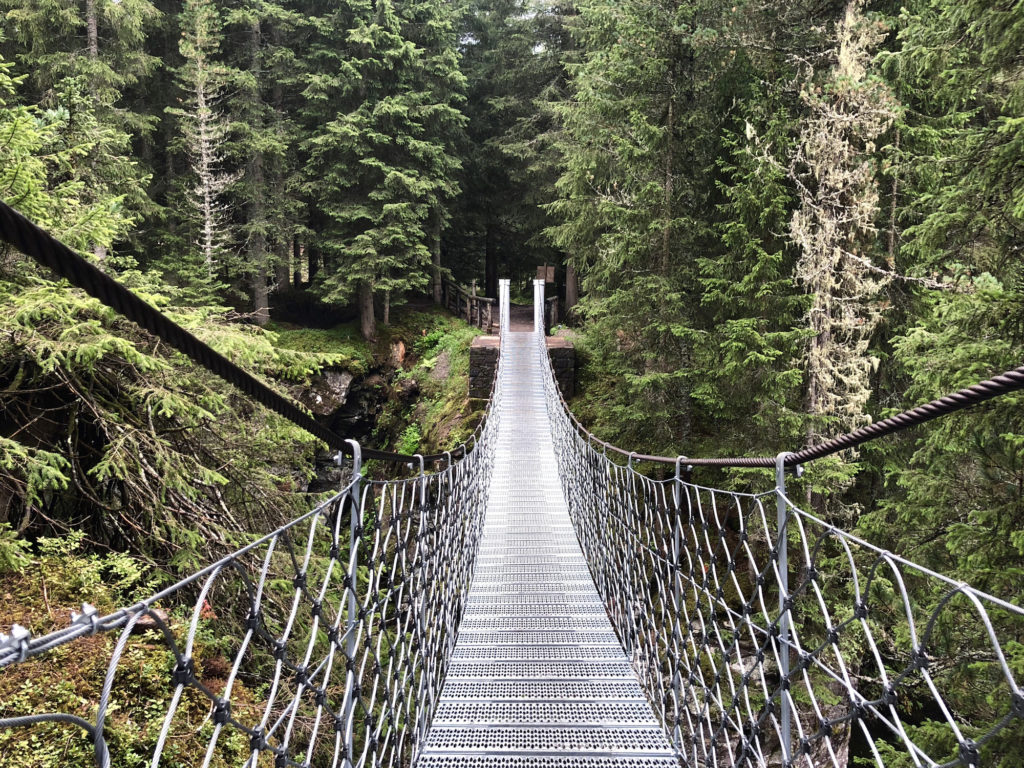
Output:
[
  {"xmin": 398, "ymin": 423, "xmax": 422, "ymax": 454},
  {"xmin": 374, "ymin": 309, "xmax": 482, "ymax": 454},
  {"xmin": 0, "ymin": 270, "xmax": 332, "ymax": 569},
  {"xmin": 1, "ymin": 0, "xmax": 1024, "ymax": 763},
  {"xmin": 0, "ymin": 523, "xmax": 31, "ymax": 574},
  {"xmin": 266, "ymin": 321, "xmax": 372, "ymax": 373},
  {"xmin": 0, "ymin": 48, "xmax": 133, "ymax": 254},
  {"xmin": 304, "ymin": 0, "xmax": 466, "ymax": 335},
  {"xmin": 0, "ymin": 531, "xmax": 266, "ymax": 768}
]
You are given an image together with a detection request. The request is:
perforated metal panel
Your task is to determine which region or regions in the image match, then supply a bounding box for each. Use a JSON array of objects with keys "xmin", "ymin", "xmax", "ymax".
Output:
[
  {"xmin": 454, "ymin": 631, "xmax": 621, "ymax": 645},
  {"xmin": 426, "ymin": 726, "xmax": 676, "ymax": 754},
  {"xmin": 418, "ymin": 756, "xmax": 680, "ymax": 768},
  {"xmin": 432, "ymin": 701, "xmax": 661, "ymax": 725},
  {"xmin": 451, "ymin": 646, "xmax": 627, "ymax": 661},
  {"xmin": 446, "ymin": 661, "xmax": 636, "ymax": 679},
  {"xmin": 419, "ymin": 332, "xmax": 675, "ymax": 766}
]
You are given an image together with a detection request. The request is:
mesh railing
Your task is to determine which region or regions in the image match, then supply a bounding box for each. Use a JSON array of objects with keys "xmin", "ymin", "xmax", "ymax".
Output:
[
  {"xmin": 533, "ymin": 303, "xmax": 1024, "ymax": 768},
  {"xmin": 0, "ymin": 393, "xmax": 500, "ymax": 768}
]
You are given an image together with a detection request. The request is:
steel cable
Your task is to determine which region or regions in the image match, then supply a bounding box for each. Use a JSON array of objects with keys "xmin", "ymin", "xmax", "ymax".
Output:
[{"xmin": 0, "ymin": 199, "xmax": 480, "ymax": 464}]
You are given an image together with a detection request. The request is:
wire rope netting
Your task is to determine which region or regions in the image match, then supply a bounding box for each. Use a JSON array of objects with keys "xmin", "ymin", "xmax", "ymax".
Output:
[
  {"xmin": 0, "ymin": 386, "xmax": 500, "ymax": 768},
  {"xmin": 535, "ymin": 322, "xmax": 1024, "ymax": 768}
]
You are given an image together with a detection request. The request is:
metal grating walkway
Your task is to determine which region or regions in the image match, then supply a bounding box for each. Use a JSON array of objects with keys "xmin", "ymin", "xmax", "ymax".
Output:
[{"xmin": 419, "ymin": 332, "xmax": 677, "ymax": 768}]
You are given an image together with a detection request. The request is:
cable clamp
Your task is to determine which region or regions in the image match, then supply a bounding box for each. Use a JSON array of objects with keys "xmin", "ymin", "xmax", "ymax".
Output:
[
  {"xmin": 1, "ymin": 624, "xmax": 31, "ymax": 662},
  {"xmin": 70, "ymin": 603, "xmax": 100, "ymax": 635}
]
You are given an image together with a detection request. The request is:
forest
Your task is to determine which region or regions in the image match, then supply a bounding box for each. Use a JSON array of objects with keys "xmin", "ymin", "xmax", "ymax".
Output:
[{"xmin": 1, "ymin": 0, "xmax": 1023, "ymax": 766}]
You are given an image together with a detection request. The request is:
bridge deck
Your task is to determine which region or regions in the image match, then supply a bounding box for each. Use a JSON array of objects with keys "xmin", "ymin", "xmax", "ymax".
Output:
[{"xmin": 419, "ymin": 332, "xmax": 676, "ymax": 768}]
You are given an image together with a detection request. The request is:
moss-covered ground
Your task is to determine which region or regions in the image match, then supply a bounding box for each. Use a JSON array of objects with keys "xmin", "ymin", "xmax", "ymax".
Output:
[{"xmin": 0, "ymin": 303, "xmax": 483, "ymax": 767}]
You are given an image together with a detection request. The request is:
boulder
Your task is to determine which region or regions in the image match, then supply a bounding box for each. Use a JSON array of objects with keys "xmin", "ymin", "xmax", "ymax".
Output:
[{"xmin": 298, "ymin": 370, "xmax": 355, "ymax": 416}]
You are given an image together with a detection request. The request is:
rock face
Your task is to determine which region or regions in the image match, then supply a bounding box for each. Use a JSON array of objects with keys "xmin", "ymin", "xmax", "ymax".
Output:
[
  {"xmin": 390, "ymin": 340, "xmax": 406, "ymax": 367},
  {"xmin": 469, "ymin": 336, "xmax": 500, "ymax": 399},
  {"xmin": 298, "ymin": 370, "xmax": 355, "ymax": 416},
  {"xmin": 299, "ymin": 363, "xmax": 423, "ymax": 493},
  {"xmin": 546, "ymin": 337, "xmax": 575, "ymax": 398}
]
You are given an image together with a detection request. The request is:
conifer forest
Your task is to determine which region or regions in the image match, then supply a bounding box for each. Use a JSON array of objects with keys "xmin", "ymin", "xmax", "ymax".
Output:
[{"xmin": 1, "ymin": 0, "xmax": 1024, "ymax": 766}]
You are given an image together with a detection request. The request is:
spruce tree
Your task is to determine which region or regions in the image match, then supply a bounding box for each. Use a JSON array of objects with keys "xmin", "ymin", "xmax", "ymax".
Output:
[
  {"xmin": 165, "ymin": 0, "xmax": 239, "ymax": 300},
  {"xmin": 449, "ymin": 0, "xmax": 569, "ymax": 298},
  {"xmin": 547, "ymin": 0, "xmax": 724, "ymax": 452},
  {"xmin": 0, "ymin": 0, "xmax": 160, "ymax": 261},
  {"xmin": 224, "ymin": 0, "xmax": 305, "ymax": 324},
  {"xmin": 305, "ymin": 0, "xmax": 464, "ymax": 340}
]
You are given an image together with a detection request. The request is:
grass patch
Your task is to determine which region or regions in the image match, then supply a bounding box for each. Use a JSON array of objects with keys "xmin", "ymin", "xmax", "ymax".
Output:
[{"xmin": 266, "ymin": 321, "xmax": 372, "ymax": 374}]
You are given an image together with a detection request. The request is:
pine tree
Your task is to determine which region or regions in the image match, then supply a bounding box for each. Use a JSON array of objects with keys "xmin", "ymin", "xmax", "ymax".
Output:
[
  {"xmin": 695, "ymin": 110, "xmax": 807, "ymax": 458},
  {"xmin": 547, "ymin": 0, "xmax": 726, "ymax": 452},
  {"xmin": 0, "ymin": 0, "xmax": 160, "ymax": 261},
  {"xmin": 448, "ymin": 0, "xmax": 570, "ymax": 299},
  {"xmin": 853, "ymin": 2, "xmax": 1024, "ymax": 760},
  {"xmin": 165, "ymin": 0, "xmax": 239, "ymax": 299},
  {"xmin": 224, "ymin": 0, "xmax": 305, "ymax": 324},
  {"xmin": 0, "ymin": 46, "xmax": 130, "ymax": 251},
  {"xmin": 305, "ymin": 0, "xmax": 464, "ymax": 340},
  {"xmin": 790, "ymin": 1, "xmax": 897, "ymax": 446}
]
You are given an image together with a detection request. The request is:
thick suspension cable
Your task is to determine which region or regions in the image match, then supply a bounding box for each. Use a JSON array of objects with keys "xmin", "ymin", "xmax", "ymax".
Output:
[
  {"xmin": 0, "ymin": 199, "xmax": 476, "ymax": 464},
  {"xmin": 549, "ymin": 352, "xmax": 1024, "ymax": 469}
]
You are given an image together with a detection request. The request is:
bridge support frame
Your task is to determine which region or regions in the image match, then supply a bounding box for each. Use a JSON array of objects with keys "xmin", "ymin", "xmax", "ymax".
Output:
[
  {"xmin": 533, "ymin": 278, "xmax": 545, "ymax": 333},
  {"xmin": 341, "ymin": 439, "xmax": 362, "ymax": 765},
  {"xmin": 499, "ymin": 278, "xmax": 510, "ymax": 335}
]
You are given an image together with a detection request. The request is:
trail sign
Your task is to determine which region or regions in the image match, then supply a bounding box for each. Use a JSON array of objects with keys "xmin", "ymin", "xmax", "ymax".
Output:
[{"xmin": 536, "ymin": 265, "xmax": 555, "ymax": 283}]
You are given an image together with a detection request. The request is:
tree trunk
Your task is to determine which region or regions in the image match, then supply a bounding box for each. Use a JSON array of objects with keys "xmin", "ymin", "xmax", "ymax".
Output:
[
  {"xmin": 662, "ymin": 70, "xmax": 675, "ymax": 275},
  {"xmin": 85, "ymin": 0, "xmax": 99, "ymax": 59},
  {"xmin": 359, "ymin": 280, "xmax": 376, "ymax": 341},
  {"xmin": 268, "ymin": 22, "xmax": 290, "ymax": 299},
  {"xmin": 274, "ymin": 240, "xmax": 290, "ymax": 292},
  {"xmin": 196, "ymin": 61, "xmax": 217, "ymax": 275},
  {"xmin": 292, "ymin": 236, "xmax": 302, "ymax": 286},
  {"xmin": 565, "ymin": 262, "xmax": 579, "ymax": 322},
  {"xmin": 308, "ymin": 242, "xmax": 320, "ymax": 282},
  {"xmin": 252, "ymin": 264, "xmax": 269, "ymax": 324},
  {"xmin": 383, "ymin": 290, "xmax": 391, "ymax": 325},
  {"xmin": 485, "ymin": 220, "xmax": 498, "ymax": 299},
  {"xmin": 888, "ymin": 128, "xmax": 901, "ymax": 261},
  {"xmin": 431, "ymin": 207, "xmax": 442, "ymax": 304}
]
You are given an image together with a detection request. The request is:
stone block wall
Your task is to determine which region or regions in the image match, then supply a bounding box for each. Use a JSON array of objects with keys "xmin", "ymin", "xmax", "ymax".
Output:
[
  {"xmin": 469, "ymin": 335, "xmax": 575, "ymax": 400},
  {"xmin": 546, "ymin": 337, "xmax": 575, "ymax": 398},
  {"xmin": 469, "ymin": 336, "xmax": 500, "ymax": 399}
]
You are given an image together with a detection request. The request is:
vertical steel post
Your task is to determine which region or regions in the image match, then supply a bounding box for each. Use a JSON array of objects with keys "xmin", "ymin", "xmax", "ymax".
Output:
[
  {"xmin": 775, "ymin": 452, "xmax": 792, "ymax": 764},
  {"xmin": 534, "ymin": 279, "xmax": 545, "ymax": 334},
  {"xmin": 412, "ymin": 453, "xmax": 428, "ymax": 761},
  {"xmin": 344, "ymin": 439, "xmax": 362, "ymax": 765},
  {"xmin": 671, "ymin": 456, "xmax": 687, "ymax": 748},
  {"xmin": 499, "ymin": 278, "xmax": 510, "ymax": 336}
]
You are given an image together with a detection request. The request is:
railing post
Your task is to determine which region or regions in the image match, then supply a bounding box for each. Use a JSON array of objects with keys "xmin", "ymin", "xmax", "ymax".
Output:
[
  {"xmin": 775, "ymin": 452, "xmax": 792, "ymax": 765},
  {"xmin": 499, "ymin": 278, "xmax": 510, "ymax": 336},
  {"xmin": 343, "ymin": 439, "xmax": 362, "ymax": 765},
  {"xmin": 533, "ymin": 279, "xmax": 545, "ymax": 334},
  {"xmin": 672, "ymin": 456, "xmax": 688, "ymax": 748},
  {"xmin": 412, "ymin": 453, "xmax": 429, "ymax": 760}
]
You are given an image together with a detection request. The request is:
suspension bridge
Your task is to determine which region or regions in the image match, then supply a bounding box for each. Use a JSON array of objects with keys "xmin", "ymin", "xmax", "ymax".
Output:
[{"xmin": 1, "ymin": 201, "xmax": 1023, "ymax": 767}]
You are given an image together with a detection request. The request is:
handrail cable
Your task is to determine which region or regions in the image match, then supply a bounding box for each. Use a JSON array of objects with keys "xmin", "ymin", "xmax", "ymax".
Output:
[
  {"xmin": 550, "ymin": 350, "xmax": 1024, "ymax": 469},
  {"xmin": 0, "ymin": 199, "xmax": 478, "ymax": 465}
]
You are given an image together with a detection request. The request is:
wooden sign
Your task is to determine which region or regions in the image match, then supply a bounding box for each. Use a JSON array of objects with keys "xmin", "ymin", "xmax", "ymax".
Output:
[{"xmin": 536, "ymin": 265, "xmax": 556, "ymax": 283}]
